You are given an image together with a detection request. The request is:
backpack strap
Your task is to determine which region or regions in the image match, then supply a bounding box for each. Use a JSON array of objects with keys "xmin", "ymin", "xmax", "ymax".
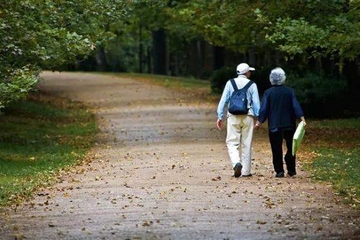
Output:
[
  {"xmin": 230, "ymin": 79, "xmax": 238, "ymax": 91},
  {"xmin": 230, "ymin": 79, "xmax": 253, "ymax": 91},
  {"xmin": 243, "ymin": 80, "xmax": 254, "ymax": 90}
]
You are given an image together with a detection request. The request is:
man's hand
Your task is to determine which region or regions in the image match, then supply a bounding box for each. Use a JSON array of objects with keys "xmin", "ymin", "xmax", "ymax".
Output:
[
  {"xmin": 254, "ymin": 120, "xmax": 261, "ymax": 130},
  {"xmin": 216, "ymin": 119, "xmax": 222, "ymax": 130}
]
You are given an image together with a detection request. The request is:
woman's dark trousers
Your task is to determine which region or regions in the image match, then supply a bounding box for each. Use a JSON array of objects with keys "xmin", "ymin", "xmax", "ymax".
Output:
[{"xmin": 269, "ymin": 129, "xmax": 296, "ymax": 175}]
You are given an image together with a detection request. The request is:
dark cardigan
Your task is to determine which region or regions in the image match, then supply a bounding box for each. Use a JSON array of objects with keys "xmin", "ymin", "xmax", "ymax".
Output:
[{"xmin": 258, "ymin": 85, "xmax": 304, "ymax": 132}]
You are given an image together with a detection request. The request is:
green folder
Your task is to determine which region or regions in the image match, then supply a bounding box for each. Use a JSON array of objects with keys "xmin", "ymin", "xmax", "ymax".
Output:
[{"xmin": 292, "ymin": 121, "xmax": 305, "ymax": 156}]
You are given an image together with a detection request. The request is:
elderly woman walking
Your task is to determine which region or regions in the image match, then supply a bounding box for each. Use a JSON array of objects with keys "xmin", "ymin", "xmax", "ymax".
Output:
[{"xmin": 256, "ymin": 67, "xmax": 306, "ymax": 178}]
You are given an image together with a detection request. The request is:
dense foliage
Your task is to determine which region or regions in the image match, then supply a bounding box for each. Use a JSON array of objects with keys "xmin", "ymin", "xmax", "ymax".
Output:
[
  {"xmin": 1, "ymin": 0, "xmax": 360, "ymax": 117},
  {"xmin": 172, "ymin": 0, "xmax": 360, "ymax": 63},
  {"xmin": 0, "ymin": 0, "xmax": 125, "ymax": 109}
]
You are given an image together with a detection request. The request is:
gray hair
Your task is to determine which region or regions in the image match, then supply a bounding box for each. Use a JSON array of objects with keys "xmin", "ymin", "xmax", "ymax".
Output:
[{"xmin": 269, "ymin": 67, "xmax": 286, "ymax": 85}]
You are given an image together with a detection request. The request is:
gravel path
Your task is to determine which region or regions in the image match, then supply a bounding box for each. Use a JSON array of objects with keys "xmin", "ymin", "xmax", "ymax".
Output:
[{"xmin": 0, "ymin": 71, "xmax": 359, "ymax": 240}]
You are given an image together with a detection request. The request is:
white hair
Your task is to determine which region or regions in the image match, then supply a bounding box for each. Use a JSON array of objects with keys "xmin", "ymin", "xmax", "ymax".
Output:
[{"xmin": 269, "ymin": 67, "xmax": 286, "ymax": 85}]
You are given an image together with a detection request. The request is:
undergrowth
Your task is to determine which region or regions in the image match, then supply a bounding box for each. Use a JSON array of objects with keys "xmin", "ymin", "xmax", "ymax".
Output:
[
  {"xmin": 0, "ymin": 92, "xmax": 98, "ymax": 206},
  {"xmin": 302, "ymin": 118, "xmax": 360, "ymax": 209}
]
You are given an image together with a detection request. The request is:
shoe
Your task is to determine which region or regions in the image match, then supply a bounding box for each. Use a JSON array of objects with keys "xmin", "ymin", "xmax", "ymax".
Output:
[
  {"xmin": 288, "ymin": 172, "xmax": 297, "ymax": 177},
  {"xmin": 233, "ymin": 163, "xmax": 242, "ymax": 178},
  {"xmin": 275, "ymin": 172, "xmax": 284, "ymax": 178},
  {"xmin": 241, "ymin": 174, "xmax": 252, "ymax": 177}
]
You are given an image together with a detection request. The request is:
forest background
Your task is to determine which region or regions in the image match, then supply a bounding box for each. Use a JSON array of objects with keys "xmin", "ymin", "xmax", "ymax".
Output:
[{"xmin": 1, "ymin": 0, "xmax": 360, "ymax": 118}]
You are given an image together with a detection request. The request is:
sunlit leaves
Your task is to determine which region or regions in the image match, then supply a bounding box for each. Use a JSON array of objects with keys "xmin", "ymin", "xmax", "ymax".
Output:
[
  {"xmin": 266, "ymin": 17, "xmax": 329, "ymax": 55},
  {"xmin": 255, "ymin": 0, "xmax": 360, "ymax": 62},
  {"xmin": 168, "ymin": 0, "xmax": 259, "ymax": 50},
  {"xmin": 0, "ymin": 0, "xmax": 127, "ymax": 109},
  {"xmin": 0, "ymin": 66, "xmax": 39, "ymax": 109}
]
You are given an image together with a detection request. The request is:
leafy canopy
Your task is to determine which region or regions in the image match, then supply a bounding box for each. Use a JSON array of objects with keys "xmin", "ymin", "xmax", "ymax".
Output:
[{"xmin": 0, "ymin": 0, "xmax": 126, "ymax": 109}]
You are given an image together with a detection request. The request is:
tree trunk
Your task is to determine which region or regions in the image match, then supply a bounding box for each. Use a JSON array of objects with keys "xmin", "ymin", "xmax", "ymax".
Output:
[
  {"xmin": 152, "ymin": 29, "xmax": 167, "ymax": 75},
  {"xmin": 139, "ymin": 25, "xmax": 143, "ymax": 73},
  {"xmin": 95, "ymin": 47, "xmax": 107, "ymax": 72},
  {"xmin": 147, "ymin": 47, "xmax": 152, "ymax": 74},
  {"xmin": 213, "ymin": 46, "xmax": 224, "ymax": 70}
]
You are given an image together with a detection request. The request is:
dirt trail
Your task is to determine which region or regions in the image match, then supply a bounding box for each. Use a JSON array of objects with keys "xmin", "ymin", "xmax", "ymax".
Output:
[{"xmin": 0, "ymin": 72, "xmax": 359, "ymax": 240}]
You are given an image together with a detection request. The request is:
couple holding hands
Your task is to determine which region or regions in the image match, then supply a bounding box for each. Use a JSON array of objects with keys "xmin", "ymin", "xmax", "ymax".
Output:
[{"xmin": 216, "ymin": 63, "xmax": 306, "ymax": 178}]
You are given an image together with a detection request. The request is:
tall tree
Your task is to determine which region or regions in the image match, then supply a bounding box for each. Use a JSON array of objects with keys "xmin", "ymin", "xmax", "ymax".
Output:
[
  {"xmin": 255, "ymin": 0, "xmax": 360, "ymax": 71},
  {"xmin": 0, "ymin": 0, "xmax": 126, "ymax": 109}
]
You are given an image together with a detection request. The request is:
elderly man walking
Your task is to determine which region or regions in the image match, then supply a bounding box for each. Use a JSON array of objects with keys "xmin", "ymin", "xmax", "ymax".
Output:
[{"xmin": 216, "ymin": 63, "xmax": 261, "ymax": 178}]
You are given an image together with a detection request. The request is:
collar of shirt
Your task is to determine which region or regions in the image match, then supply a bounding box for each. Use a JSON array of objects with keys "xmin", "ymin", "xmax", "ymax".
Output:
[{"xmin": 235, "ymin": 75, "xmax": 248, "ymax": 80}]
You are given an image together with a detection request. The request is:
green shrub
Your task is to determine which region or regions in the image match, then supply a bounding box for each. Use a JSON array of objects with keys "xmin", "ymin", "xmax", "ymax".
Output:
[
  {"xmin": 249, "ymin": 66, "xmax": 273, "ymax": 95},
  {"xmin": 210, "ymin": 66, "xmax": 236, "ymax": 94},
  {"xmin": 210, "ymin": 66, "xmax": 272, "ymax": 95},
  {"xmin": 286, "ymin": 72, "xmax": 347, "ymax": 104},
  {"xmin": 286, "ymin": 72, "xmax": 348, "ymax": 118},
  {"xmin": 0, "ymin": 66, "xmax": 39, "ymax": 110}
]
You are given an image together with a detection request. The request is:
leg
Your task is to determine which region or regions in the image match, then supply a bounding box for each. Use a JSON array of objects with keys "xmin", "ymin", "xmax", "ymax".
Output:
[
  {"xmin": 284, "ymin": 129, "xmax": 296, "ymax": 176},
  {"xmin": 226, "ymin": 116, "xmax": 241, "ymax": 168},
  {"xmin": 269, "ymin": 130, "xmax": 284, "ymax": 175},
  {"xmin": 240, "ymin": 115, "xmax": 254, "ymax": 176}
]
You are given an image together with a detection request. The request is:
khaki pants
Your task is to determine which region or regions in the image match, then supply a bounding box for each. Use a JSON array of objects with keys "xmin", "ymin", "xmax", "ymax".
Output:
[{"xmin": 226, "ymin": 114, "xmax": 254, "ymax": 176}]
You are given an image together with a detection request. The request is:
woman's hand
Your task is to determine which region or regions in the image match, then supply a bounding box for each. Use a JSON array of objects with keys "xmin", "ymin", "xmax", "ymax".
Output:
[{"xmin": 301, "ymin": 117, "xmax": 306, "ymax": 126}]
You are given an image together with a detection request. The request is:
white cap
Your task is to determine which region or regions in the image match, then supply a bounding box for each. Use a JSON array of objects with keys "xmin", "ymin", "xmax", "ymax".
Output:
[{"xmin": 236, "ymin": 63, "xmax": 255, "ymax": 75}]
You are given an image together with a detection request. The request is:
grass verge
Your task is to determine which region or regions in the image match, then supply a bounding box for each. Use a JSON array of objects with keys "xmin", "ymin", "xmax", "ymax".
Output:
[
  {"xmin": 302, "ymin": 118, "xmax": 360, "ymax": 209},
  {"xmin": 0, "ymin": 92, "xmax": 98, "ymax": 206}
]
